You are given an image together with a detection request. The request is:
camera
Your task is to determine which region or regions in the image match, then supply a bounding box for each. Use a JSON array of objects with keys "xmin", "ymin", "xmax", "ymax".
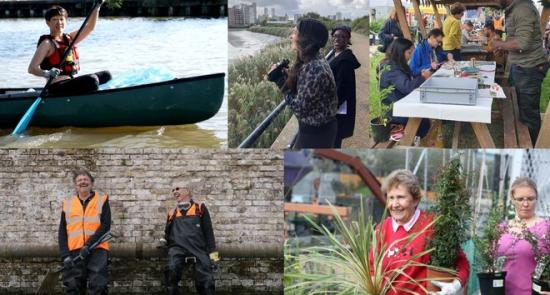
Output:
[{"xmin": 266, "ymin": 59, "xmax": 290, "ymax": 88}]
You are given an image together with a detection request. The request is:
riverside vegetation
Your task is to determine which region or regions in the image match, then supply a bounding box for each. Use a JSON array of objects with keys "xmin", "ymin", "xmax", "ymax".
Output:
[{"xmin": 229, "ymin": 15, "xmax": 369, "ymax": 148}]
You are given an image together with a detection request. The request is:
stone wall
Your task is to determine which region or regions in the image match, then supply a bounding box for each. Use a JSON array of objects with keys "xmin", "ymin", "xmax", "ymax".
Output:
[{"xmin": 0, "ymin": 149, "xmax": 283, "ymax": 294}]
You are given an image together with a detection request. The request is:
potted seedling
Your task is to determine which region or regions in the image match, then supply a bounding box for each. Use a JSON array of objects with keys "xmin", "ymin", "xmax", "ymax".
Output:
[
  {"xmin": 474, "ymin": 203, "xmax": 507, "ymax": 295},
  {"xmin": 369, "ymin": 60, "xmax": 394, "ymax": 143},
  {"xmin": 427, "ymin": 159, "xmax": 471, "ymax": 295}
]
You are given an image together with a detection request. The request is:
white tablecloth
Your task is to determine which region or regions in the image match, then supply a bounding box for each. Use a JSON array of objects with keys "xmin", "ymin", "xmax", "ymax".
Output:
[{"xmin": 393, "ymin": 62, "xmax": 495, "ymax": 124}]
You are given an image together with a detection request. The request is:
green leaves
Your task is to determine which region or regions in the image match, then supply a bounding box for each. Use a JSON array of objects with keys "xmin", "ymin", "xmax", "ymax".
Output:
[
  {"xmin": 474, "ymin": 203, "xmax": 505, "ymax": 273},
  {"xmin": 429, "ymin": 159, "xmax": 472, "ymax": 268}
]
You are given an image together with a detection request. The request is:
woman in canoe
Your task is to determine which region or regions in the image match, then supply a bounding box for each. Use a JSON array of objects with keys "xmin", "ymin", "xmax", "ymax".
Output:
[{"xmin": 28, "ymin": 4, "xmax": 111, "ymax": 96}]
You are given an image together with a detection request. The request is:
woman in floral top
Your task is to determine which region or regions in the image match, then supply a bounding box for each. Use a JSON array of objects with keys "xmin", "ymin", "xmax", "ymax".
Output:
[
  {"xmin": 278, "ymin": 18, "xmax": 338, "ymax": 148},
  {"xmin": 497, "ymin": 177, "xmax": 550, "ymax": 295}
]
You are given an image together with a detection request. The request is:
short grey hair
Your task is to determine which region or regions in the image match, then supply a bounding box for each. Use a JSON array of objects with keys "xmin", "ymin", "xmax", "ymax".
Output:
[{"xmin": 381, "ymin": 169, "xmax": 422, "ymax": 201}]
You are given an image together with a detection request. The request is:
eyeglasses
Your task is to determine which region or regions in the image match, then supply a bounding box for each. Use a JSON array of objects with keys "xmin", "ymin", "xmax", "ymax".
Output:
[
  {"xmin": 513, "ymin": 197, "xmax": 537, "ymax": 203},
  {"xmin": 172, "ymin": 187, "xmax": 180, "ymax": 193}
]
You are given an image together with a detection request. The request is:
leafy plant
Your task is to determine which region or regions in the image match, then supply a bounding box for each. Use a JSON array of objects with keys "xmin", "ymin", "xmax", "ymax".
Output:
[
  {"xmin": 105, "ymin": 0, "xmax": 124, "ymax": 9},
  {"xmin": 474, "ymin": 202, "xmax": 506, "ymax": 273},
  {"xmin": 369, "ymin": 19, "xmax": 386, "ymax": 34},
  {"xmin": 369, "ymin": 55, "xmax": 394, "ymax": 127},
  {"xmin": 523, "ymin": 218, "xmax": 550, "ymax": 281},
  {"xmin": 351, "ymin": 16, "xmax": 370, "ymax": 36},
  {"xmin": 284, "ymin": 199, "xmax": 453, "ymax": 294},
  {"xmin": 429, "ymin": 158, "xmax": 472, "ymax": 268}
]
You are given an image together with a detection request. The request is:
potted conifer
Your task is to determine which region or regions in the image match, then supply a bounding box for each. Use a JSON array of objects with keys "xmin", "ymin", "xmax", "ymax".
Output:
[{"xmin": 427, "ymin": 159, "xmax": 471, "ymax": 295}]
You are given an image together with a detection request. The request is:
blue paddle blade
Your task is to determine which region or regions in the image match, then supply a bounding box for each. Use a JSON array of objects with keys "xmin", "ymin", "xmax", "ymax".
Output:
[{"xmin": 12, "ymin": 97, "xmax": 42, "ymax": 135}]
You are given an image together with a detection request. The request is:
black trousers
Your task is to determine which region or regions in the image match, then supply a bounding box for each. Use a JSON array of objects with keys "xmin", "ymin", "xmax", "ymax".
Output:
[
  {"xmin": 295, "ymin": 119, "xmax": 337, "ymax": 149},
  {"xmin": 511, "ymin": 62, "xmax": 550, "ymax": 146},
  {"xmin": 47, "ymin": 71, "xmax": 112, "ymax": 96},
  {"xmin": 166, "ymin": 247, "xmax": 214, "ymax": 295},
  {"xmin": 62, "ymin": 249, "xmax": 109, "ymax": 295}
]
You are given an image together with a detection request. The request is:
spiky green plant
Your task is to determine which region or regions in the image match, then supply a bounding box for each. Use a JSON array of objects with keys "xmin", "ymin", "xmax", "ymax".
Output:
[{"xmin": 285, "ymin": 200, "xmax": 454, "ymax": 294}]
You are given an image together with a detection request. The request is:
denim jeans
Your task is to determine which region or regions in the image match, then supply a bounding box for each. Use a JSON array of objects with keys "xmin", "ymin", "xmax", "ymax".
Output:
[{"xmin": 510, "ymin": 62, "xmax": 550, "ymax": 145}]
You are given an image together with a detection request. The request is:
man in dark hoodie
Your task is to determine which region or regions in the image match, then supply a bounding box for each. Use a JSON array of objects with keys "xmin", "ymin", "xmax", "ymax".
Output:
[
  {"xmin": 327, "ymin": 25, "xmax": 361, "ymax": 148},
  {"xmin": 163, "ymin": 187, "xmax": 219, "ymax": 295}
]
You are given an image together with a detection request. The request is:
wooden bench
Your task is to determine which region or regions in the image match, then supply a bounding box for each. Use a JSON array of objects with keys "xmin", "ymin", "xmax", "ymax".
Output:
[
  {"xmin": 371, "ymin": 140, "xmax": 396, "ymax": 148},
  {"xmin": 500, "ymin": 86, "xmax": 532, "ymax": 148}
]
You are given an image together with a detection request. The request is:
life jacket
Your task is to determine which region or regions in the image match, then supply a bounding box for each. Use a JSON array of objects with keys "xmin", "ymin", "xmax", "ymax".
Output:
[
  {"xmin": 63, "ymin": 192, "xmax": 109, "ymax": 251},
  {"xmin": 168, "ymin": 202, "xmax": 204, "ymax": 221},
  {"xmin": 167, "ymin": 202, "xmax": 208, "ymax": 256},
  {"xmin": 38, "ymin": 34, "xmax": 80, "ymax": 77}
]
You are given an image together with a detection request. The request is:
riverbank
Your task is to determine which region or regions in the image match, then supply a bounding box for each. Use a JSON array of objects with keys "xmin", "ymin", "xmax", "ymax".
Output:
[{"xmin": 229, "ymin": 39, "xmax": 294, "ymax": 148}]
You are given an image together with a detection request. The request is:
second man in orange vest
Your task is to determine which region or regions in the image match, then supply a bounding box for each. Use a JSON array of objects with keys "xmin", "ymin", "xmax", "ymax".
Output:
[{"xmin": 58, "ymin": 169, "xmax": 111, "ymax": 294}]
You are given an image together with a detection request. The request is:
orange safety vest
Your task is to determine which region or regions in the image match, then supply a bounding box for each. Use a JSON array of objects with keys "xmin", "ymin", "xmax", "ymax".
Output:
[
  {"xmin": 63, "ymin": 192, "xmax": 109, "ymax": 251},
  {"xmin": 168, "ymin": 202, "xmax": 203, "ymax": 220}
]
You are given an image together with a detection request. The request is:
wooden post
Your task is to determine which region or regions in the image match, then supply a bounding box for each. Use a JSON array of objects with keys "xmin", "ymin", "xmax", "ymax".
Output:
[
  {"xmin": 431, "ymin": 0, "xmax": 443, "ymax": 29},
  {"xmin": 412, "ymin": 0, "xmax": 427, "ymax": 38},
  {"xmin": 536, "ymin": 110, "xmax": 550, "ymax": 147},
  {"xmin": 393, "ymin": 0, "xmax": 413, "ymax": 41},
  {"xmin": 540, "ymin": 7, "xmax": 550, "ymax": 34}
]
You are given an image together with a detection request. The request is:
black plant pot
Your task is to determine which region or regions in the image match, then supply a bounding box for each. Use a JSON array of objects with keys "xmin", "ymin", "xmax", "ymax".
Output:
[
  {"xmin": 370, "ymin": 118, "xmax": 391, "ymax": 143},
  {"xmin": 533, "ymin": 277, "xmax": 550, "ymax": 295},
  {"xmin": 477, "ymin": 272, "xmax": 506, "ymax": 295}
]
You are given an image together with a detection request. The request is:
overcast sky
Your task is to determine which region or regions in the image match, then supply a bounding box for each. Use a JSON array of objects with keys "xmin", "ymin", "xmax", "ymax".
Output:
[{"xmin": 230, "ymin": 0, "xmax": 370, "ymax": 19}]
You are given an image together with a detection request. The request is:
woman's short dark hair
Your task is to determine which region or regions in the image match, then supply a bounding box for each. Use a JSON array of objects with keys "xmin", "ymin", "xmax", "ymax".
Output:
[
  {"xmin": 72, "ymin": 169, "xmax": 95, "ymax": 183},
  {"xmin": 283, "ymin": 18, "xmax": 329, "ymax": 94},
  {"xmin": 45, "ymin": 6, "xmax": 68, "ymax": 21},
  {"xmin": 450, "ymin": 2, "xmax": 466, "ymax": 16},
  {"xmin": 386, "ymin": 37, "xmax": 414, "ymax": 75}
]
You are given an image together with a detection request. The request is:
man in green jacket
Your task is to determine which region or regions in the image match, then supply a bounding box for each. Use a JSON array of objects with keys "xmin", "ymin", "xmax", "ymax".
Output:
[{"xmin": 493, "ymin": 0, "xmax": 549, "ymax": 145}]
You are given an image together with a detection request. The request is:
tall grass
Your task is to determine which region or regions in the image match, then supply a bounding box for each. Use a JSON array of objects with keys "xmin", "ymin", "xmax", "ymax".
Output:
[
  {"xmin": 229, "ymin": 41, "xmax": 294, "ymax": 148},
  {"xmin": 249, "ymin": 26, "xmax": 292, "ymax": 38}
]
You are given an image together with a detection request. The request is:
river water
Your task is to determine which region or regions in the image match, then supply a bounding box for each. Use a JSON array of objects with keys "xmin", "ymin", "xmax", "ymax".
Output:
[
  {"xmin": 228, "ymin": 29, "xmax": 282, "ymax": 64},
  {"xmin": 0, "ymin": 17, "xmax": 227, "ymax": 148}
]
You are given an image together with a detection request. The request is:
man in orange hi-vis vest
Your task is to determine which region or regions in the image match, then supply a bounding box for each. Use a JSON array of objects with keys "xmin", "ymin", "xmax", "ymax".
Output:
[
  {"xmin": 162, "ymin": 186, "xmax": 218, "ymax": 295},
  {"xmin": 58, "ymin": 169, "xmax": 111, "ymax": 294}
]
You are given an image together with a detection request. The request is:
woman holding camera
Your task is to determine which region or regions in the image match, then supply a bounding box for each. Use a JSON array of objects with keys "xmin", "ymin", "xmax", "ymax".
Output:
[
  {"xmin": 268, "ymin": 18, "xmax": 338, "ymax": 148},
  {"xmin": 326, "ymin": 25, "xmax": 360, "ymax": 148}
]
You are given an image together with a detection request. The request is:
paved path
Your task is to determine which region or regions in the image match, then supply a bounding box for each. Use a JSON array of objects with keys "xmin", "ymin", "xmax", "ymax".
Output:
[{"xmin": 342, "ymin": 33, "xmax": 371, "ymax": 148}]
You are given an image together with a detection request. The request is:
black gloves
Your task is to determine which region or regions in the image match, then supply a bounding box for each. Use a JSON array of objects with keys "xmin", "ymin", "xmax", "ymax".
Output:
[
  {"xmin": 79, "ymin": 245, "xmax": 90, "ymax": 259},
  {"xmin": 63, "ymin": 256, "xmax": 74, "ymax": 269}
]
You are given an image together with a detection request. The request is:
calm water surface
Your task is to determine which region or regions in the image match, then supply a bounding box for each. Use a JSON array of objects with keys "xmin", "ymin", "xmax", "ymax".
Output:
[{"xmin": 0, "ymin": 17, "xmax": 227, "ymax": 148}]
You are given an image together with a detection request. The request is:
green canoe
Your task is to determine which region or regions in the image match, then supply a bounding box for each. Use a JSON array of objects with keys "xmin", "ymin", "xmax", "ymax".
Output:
[{"xmin": 0, "ymin": 73, "xmax": 225, "ymax": 128}]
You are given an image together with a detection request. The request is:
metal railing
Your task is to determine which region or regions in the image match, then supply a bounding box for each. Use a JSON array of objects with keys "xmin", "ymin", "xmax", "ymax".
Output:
[{"xmin": 238, "ymin": 100, "xmax": 288, "ymax": 148}]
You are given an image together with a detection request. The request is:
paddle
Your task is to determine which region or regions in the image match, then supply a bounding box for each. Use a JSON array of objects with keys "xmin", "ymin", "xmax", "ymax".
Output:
[{"xmin": 11, "ymin": 0, "xmax": 105, "ymax": 135}]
